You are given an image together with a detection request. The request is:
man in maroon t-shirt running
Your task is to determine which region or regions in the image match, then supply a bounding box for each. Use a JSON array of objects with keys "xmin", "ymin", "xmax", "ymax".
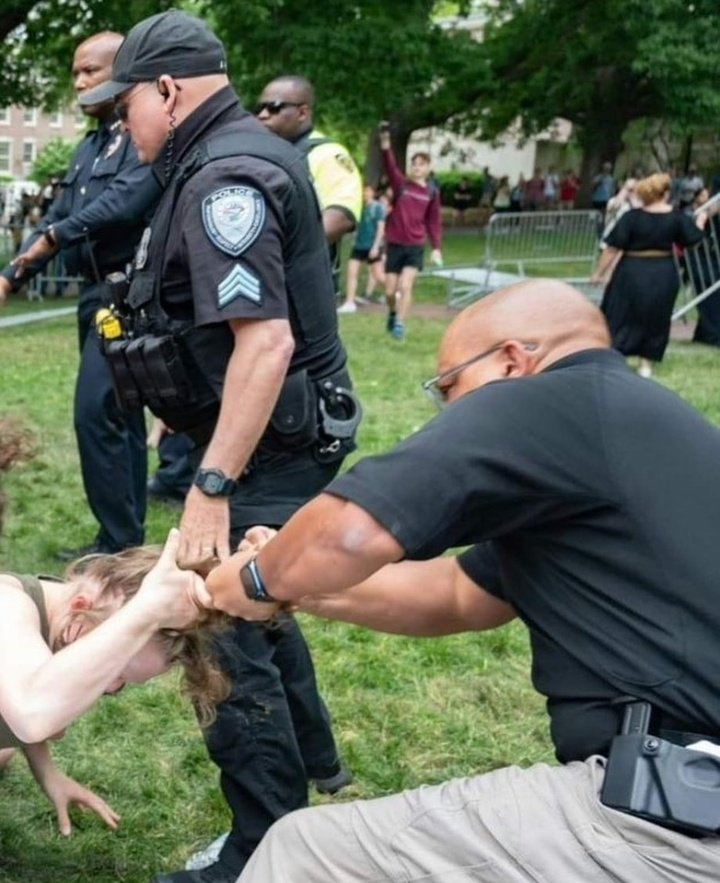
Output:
[{"xmin": 379, "ymin": 122, "xmax": 442, "ymax": 341}]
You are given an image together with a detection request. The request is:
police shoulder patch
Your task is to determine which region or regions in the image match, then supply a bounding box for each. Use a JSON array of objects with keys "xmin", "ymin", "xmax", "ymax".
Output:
[
  {"xmin": 202, "ymin": 186, "xmax": 266, "ymax": 257},
  {"xmin": 334, "ymin": 153, "xmax": 355, "ymax": 174},
  {"xmin": 217, "ymin": 263, "xmax": 262, "ymax": 309}
]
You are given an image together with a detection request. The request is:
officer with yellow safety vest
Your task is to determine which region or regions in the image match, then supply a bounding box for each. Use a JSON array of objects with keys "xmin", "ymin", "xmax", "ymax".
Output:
[{"xmin": 256, "ymin": 75, "xmax": 362, "ymax": 291}]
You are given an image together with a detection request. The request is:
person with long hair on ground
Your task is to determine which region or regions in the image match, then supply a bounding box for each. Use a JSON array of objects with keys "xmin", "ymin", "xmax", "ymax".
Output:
[{"xmin": 0, "ymin": 520, "xmax": 222, "ymax": 835}]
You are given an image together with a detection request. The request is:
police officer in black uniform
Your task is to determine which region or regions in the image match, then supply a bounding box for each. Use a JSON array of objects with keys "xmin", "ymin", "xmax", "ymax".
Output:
[
  {"xmin": 80, "ymin": 11, "xmax": 359, "ymax": 883},
  {"xmin": 0, "ymin": 31, "xmax": 161, "ymax": 557}
]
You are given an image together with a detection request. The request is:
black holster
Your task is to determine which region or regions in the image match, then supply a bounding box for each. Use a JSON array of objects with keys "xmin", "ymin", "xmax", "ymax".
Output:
[{"xmin": 601, "ymin": 700, "xmax": 720, "ymax": 836}]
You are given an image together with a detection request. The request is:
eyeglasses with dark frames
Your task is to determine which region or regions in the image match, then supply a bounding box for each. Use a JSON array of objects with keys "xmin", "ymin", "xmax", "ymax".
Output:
[
  {"xmin": 254, "ymin": 100, "xmax": 305, "ymax": 116},
  {"xmin": 421, "ymin": 342, "xmax": 539, "ymax": 408}
]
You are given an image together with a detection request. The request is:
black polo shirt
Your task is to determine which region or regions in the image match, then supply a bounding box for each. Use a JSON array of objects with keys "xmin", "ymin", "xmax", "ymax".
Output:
[{"xmin": 328, "ymin": 348, "xmax": 720, "ymax": 762}]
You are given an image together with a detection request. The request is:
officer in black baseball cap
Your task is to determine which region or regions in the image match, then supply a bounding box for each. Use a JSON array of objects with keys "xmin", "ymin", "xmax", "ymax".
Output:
[
  {"xmin": 82, "ymin": 9, "xmax": 356, "ymax": 883},
  {"xmin": 79, "ymin": 9, "xmax": 227, "ymax": 106}
]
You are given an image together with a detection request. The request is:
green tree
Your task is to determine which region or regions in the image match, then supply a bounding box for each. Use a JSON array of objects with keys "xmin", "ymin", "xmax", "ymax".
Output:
[
  {"xmin": 202, "ymin": 0, "xmax": 484, "ymax": 174},
  {"xmin": 31, "ymin": 137, "xmax": 79, "ymax": 184},
  {"xmin": 0, "ymin": 0, "xmax": 175, "ymax": 107},
  {"xmin": 3, "ymin": 1, "xmax": 482, "ymax": 174},
  {"xmin": 470, "ymin": 0, "xmax": 720, "ymax": 200}
]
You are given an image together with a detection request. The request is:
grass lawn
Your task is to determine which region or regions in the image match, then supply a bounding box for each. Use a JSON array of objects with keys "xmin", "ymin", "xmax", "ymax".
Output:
[{"xmin": 1, "ymin": 230, "xmax": 720, "ymax": 882}]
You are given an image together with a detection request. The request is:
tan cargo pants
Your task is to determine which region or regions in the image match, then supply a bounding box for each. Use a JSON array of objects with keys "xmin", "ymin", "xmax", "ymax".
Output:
[{"xmin": 238, "ymin": 756, "xmax": 720, "ymax": 882}]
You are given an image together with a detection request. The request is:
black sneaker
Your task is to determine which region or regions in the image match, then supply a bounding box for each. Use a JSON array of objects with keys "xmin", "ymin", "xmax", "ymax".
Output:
[
  {"xmin": 152, "ymin": 858, "xmax": 240, "ymax": 883},
  {"xmin": 147, "ymin": 478, "xmax": 186, "ymax": 506}
]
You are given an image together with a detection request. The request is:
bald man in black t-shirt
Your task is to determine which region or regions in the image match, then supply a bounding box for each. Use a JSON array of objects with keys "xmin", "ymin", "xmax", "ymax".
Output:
[{"xmin": 209, "ymin": 279, "xmax": 720, "ymax": 883}]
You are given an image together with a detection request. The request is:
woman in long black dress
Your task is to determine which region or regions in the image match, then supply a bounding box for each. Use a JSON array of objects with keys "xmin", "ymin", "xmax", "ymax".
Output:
[{"xmin": 591, "ymin": 172, "xmax": 704, "ymax": 377}]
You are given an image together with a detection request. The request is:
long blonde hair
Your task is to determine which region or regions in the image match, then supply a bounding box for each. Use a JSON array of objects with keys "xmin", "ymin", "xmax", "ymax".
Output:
[{"xmin": 61, "ymin": 547, "xmax": 229, "ymax": 726}]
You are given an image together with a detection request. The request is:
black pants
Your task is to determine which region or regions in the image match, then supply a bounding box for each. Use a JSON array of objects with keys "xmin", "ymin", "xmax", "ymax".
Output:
[
  {"xmin": 154, "ymin": 431, "xmax": 194, "ymax": 495},
  {"xmin": 75, "ymin": 286, "xmax": 147, "ymax": 550},
  {"xmin": 190, "ymin": 444, "xmax": 344, "ymax": 873}
]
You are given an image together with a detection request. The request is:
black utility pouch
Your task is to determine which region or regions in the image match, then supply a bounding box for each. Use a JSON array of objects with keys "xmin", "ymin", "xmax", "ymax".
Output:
[
  {"xmin": 103, "ymin": 339, "xmax": 143, "ymax": 411},
  {"xmin": 601, "ymin": 700, "xmax": 720, "ymax": 836},
  {"xmin": 268, "ymin": 370, "xmax": 319, "ymax": 450},
  {"xmin": 141, "ymin": 335, "xmax": 197, "ymax": 409}
]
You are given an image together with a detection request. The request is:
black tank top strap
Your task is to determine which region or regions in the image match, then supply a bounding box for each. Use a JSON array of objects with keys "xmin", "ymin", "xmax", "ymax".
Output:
[{"xmin": 4, "ymin": 572, "xmax": 51, "ymax": 644}]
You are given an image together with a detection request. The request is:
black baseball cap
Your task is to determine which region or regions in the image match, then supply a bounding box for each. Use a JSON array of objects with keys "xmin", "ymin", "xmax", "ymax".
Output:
[{"xmin": 79, "ymin": 9, "xmax": 227, "ymax": 106}]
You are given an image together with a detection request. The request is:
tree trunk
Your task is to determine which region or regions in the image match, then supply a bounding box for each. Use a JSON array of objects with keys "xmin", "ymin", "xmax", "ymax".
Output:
[
  {"xmin": 682, "ymin": 134, "xmax": 694, "ymax": 175},
  {"xmin": 364, "ymin": 120, "xmax": 413, "ymax": 186},
  {"xmin": 364, "ymin": 129, "xmax": 382, "ymax": 186},
  {"xmin": 575, "ymin": 121, "xmax": 626, "ymax": 208}
]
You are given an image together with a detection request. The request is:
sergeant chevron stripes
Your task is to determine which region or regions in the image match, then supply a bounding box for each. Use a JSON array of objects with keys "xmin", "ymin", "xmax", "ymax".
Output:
[{"xmin": 218, "ymin": 263, "xmax": 262, "ymax": 307}]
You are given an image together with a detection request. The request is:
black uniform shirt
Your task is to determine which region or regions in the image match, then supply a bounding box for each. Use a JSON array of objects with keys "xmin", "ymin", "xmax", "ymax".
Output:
[
  {"xmin": 1, "ymin": 120, "xmax": 160, "ymax": 289},
  {"xmin": 150, "ymin": 87, "xmax": 344, "ymax": 396},
  {"xmin": 328, "ymin": 348, "xmax": 720, "ymax": 762}
]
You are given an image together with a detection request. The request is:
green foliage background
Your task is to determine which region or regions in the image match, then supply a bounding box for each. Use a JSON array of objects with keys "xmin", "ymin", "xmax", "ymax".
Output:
[
  {"xmin": 3, "ymin": 1, "xmax": 719, "ymax": 182},
  {"xmin": 30, "ymin": 138, "xmax": 79, "ymax": 185}
]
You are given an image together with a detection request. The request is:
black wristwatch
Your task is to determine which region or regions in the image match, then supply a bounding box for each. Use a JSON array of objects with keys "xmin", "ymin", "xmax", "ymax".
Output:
[
  {"xmin": 193, "ymin": 467, "xmax": 236, "ymax": 497},
  {"xmin": 240, "ymin": 557, "xmax": 277, "ymax": 603}
]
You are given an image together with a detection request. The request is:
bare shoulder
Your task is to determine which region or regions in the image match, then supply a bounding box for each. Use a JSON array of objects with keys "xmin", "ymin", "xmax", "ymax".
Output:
[
  {"xmin": 0, "ymin": 573, "xmax": 26, "ymax": 594},
  {"xmin": 0, "ymin": 574, "xmax": 39, "ymax": 620}
]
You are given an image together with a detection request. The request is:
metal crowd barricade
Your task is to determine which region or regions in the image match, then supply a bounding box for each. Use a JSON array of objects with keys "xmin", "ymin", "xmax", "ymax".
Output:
[
  {"xmin": 427, "ymin": 209, "xmax": 602, "ymax": 309},
  {"xmin": 672, "ymin": 193, "xmax": 720, "ymax": 321},
  {"xmin": 27, "ymin": 254, "xmax": 83, "ymax": 301},
  {"xmin": 0, "ymin": 224, "xmax": 82, "ymax": 301}
]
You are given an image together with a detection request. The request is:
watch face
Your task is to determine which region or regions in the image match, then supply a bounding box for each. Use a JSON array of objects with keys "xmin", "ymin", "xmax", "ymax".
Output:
[
  {"xmin": 196, "ymin": 469, "xmax": 232, "ymax": 496},
  {"xmin": 205, "ymin": 472, "xmax": 222, "ymax": 493}
]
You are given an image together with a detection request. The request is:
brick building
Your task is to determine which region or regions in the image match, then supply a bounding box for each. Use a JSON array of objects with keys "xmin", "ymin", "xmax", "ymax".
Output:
[{"xmin": 0, "ymin": 105, "xmax": 83, "ymax": 180}]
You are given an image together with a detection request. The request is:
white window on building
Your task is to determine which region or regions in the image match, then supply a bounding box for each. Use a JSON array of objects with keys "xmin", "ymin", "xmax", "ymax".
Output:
[
  {"xmin": 21, "ymin": 140, "xmax": 36, "ymax": 177},
  {"xmin": 22, "ymin": 140, "xmax": 36, "ymax": 164},
  {"xmin": 0, "ymin": 108, "xmax": 9, "ymax": 125},
  {"xmin": 0, "ymin": 140, "xmax": 11, "ymax": 174},
  {"xmin": 23, "ymin": 107, "xmax": 37, "ymax": 126},
  {"xmin": 49, "ymin": 110, "xmax": 63, "ymax": 127}
]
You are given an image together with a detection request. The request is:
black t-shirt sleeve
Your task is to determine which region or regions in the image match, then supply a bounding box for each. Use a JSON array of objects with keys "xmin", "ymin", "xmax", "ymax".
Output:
[
  {"xmin": 177, "ymin": 160, "xmax": 288, "ymax": 327},
  {"xmin": 457, "ymin": 543, "xmax": 506, "ymax": 599}
]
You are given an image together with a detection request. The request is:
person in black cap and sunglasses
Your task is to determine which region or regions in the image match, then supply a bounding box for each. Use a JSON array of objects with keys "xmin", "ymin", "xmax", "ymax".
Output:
[{"xmin": 80, "ymin": 9, "xmax": 357, "ymax": 883}]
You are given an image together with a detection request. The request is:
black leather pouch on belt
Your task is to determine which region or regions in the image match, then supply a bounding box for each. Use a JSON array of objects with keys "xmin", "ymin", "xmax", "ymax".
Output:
[
  {"xmin": 139, "ymin": 335, "xmax": 197, "ymax": 410},
  {"xmin": 267, "ymin": 369, "xmax": 319, "ymax": 450},
  {"xmin": 103, "ymin": 334, "xmax": 197, "ymax": 412},
  {"xmin": 103, "ymin": 339, "xmax": 143, "ymax": 411},
  {"xmin": 601, "ymin": 700, "xmax": 720, "ymax": 836}
]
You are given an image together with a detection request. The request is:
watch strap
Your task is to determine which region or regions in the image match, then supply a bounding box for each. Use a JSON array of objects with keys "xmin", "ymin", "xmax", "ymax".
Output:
[
  {"xmin": 193, "ymin": 468, "xmax": 236, "ymax": 497},
  {"xmin": 241, "ymin": 557, "xmax": 277, "ymax": 603}
]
